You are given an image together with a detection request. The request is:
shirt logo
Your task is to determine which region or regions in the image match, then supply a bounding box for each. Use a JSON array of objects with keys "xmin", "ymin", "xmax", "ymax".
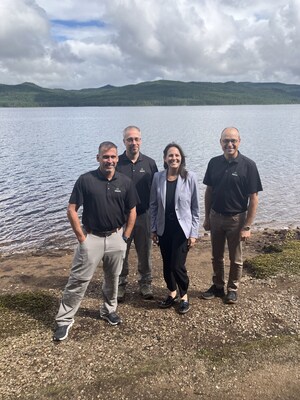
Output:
[
  {"xmin": 114, "ymin": 187, "xmax": 122, "ymax": 193},
  {"xmin": 139, "ymin": 168, "xmax": 146, "ymax": 173},
  {"xmin": 232, "ymin": 172, "xmax": 238, "ymax": 177}
]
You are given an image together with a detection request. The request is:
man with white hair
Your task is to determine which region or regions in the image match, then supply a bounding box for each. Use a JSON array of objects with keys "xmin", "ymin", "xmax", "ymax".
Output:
[{"xmin": 202, "ymin": 127, "xmax": 262, "ymax": 304}]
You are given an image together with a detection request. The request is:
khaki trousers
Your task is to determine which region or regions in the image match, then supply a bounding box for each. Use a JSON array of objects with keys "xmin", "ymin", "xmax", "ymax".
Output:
[{"xmin": 55, "ymin": 230, "xmax": 126, "ymax": 326}]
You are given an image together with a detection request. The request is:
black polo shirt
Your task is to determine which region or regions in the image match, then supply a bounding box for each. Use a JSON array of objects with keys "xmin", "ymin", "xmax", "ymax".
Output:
[
  {"xmin": 203, "ymin": 152, "xmax": 263, "ymax": 214},
  {"xmin": 117, "ymin": 151, "xmax": 158, "ymax": 215},
  {"xmin": 69, "ymin": 169, "xmax": 137, "ymax": 232}
]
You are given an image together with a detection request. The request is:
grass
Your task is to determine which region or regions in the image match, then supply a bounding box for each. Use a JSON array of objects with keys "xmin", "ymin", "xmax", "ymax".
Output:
[
  {"xmin": 244, "ymin": 239, "xmax": 300, "ymax": 279},
  {"xmin": 0, "ymin": 291, "xmax": 57, "ymax": 338},
  {"xmin": 0, "ymin": 291, "xmax": 56, "ymax": 313}
]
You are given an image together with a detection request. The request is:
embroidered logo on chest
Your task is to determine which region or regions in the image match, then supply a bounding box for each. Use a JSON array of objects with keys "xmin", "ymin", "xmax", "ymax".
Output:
[
  {"xmin": 232, "ymin": 172, "xmax": 238, "ymax": 177},
  {"xmin": 139, "ymin": 168, "xmax": 146, "ymax": 173},
  {"xmin": 114, "ymin": 187, "xmax": 122, "ymax": 193}
]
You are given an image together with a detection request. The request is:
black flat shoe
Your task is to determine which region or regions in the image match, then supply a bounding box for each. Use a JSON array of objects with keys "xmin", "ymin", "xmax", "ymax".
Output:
[
  {"xmin": 158, "ymin": 295, "xmax": 179, "ymax": 309},
  {"xmin": 178, "ymin": 300, "xmax": 190, "ymax": 314}
]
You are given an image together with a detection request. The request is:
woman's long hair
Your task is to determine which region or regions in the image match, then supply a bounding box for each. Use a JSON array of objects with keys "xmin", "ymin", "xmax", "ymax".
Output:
[{"xmin": 163, "ymin": 142, "xmax": 188, "ymax": 180}]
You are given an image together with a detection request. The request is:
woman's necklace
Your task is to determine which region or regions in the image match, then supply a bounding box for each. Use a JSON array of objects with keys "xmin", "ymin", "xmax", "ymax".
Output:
[{"xmin": 167, "ymin": 172, "xmax": 178, "ymax": 181}]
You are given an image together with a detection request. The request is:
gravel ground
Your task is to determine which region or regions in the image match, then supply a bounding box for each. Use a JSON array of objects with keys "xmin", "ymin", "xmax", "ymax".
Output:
[{"xmin": 0, "ymin": 231, "xmax": 299, "ymax": 399}]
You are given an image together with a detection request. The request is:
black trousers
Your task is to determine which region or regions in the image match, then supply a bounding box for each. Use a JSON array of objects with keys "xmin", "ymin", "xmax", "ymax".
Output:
[{"xmin": 158, "ymin": 219, "xmax": 189, "ymax": 298}]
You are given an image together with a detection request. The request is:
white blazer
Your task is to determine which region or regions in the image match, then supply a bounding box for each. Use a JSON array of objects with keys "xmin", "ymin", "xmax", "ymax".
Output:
[{"xmin": 150, "ymin": 170, "xmax": 200, "ymax": 238}]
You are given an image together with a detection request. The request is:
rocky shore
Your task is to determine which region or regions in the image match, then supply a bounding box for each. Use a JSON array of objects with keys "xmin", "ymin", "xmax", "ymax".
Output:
[{"xmin": 0, "ymin": 229, "xmax": 299, "ymax": 400}]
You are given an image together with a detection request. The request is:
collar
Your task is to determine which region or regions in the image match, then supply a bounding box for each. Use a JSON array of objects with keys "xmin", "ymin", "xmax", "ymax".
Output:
[
  {"xmin": 122, "ymin": 150, "xmax": 143, "ymax": 163},
  {"xmin": 222, "ymin": 151, "xmax": 240, "ymax": 164},
  {"xmin": 97, "ymin": 168, "xmax": 117, "ymax": 181}
]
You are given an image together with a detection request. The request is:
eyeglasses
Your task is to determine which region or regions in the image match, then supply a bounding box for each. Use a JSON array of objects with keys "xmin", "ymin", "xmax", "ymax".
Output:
[
  {"xmin": 125, "ymin": 137, "xmax": 141, "ymax": 143},
  {"xmin": 222, "ymin": 139, "xmax": 239, "ymax": 144}
]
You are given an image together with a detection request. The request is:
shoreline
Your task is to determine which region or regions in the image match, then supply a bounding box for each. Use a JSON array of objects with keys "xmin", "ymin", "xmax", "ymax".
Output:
[{"xmin": 1, "ymin": 226, "xmax": 299, "ymax": 260}]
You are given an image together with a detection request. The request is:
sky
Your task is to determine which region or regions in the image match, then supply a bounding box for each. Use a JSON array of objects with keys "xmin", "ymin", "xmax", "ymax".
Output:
[{"xmin": 0, "ymin": 0, "xmax": 300, "ymax": 89}]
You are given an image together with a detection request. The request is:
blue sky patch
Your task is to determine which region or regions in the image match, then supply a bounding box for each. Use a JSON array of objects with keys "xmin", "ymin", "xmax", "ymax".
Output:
[{"xmin": 51, "ymin": 19, "xmax": 106, "ymax": 28}]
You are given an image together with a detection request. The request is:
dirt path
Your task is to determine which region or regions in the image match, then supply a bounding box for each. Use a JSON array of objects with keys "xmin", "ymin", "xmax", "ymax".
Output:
[{"xmin": 0, "ymin": 231, "xmax": 299, "ymax": 399}]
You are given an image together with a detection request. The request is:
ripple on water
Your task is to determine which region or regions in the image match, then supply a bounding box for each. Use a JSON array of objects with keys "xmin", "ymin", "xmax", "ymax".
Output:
[{"xmin": 1, "ymin": 105, "xmax": 300, "ymax": 255}]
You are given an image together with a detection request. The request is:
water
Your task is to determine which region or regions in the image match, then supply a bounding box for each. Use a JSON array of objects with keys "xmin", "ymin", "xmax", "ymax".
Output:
[{"xmin": 1, "ymin": 105, "xmax": 299, "ymax": 255}]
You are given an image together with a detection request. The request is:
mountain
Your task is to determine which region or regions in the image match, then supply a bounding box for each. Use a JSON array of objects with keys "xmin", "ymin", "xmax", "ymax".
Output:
[{"xmin": 1, "ymin": 80, "xmax": 300, "ymax": 107}]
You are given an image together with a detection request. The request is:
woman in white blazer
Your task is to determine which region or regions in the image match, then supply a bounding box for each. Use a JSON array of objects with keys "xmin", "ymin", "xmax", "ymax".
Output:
[{"xmin": 150, "ymin": 143, "xmax": 200, "ymax": 314}]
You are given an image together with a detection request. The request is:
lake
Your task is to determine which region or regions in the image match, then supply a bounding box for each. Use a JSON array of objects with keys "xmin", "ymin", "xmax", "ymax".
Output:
[{"xmin": 0, "ymin": 105, "xmax": 299, "ymax": 255}]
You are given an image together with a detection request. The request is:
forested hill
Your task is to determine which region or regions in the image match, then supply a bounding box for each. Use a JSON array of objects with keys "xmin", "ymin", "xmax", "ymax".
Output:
[{"xmin": 1, "ymin": 80, "xmax": 300, "ymax": 107}]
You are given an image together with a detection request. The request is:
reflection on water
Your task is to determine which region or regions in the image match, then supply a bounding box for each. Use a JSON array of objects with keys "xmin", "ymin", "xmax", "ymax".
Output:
[{"xmin": 0, "ymin": 105, "xmax": 299, "ymax": 255}]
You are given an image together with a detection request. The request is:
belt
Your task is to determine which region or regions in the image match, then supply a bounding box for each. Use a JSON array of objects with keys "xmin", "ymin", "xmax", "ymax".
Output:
[
  {"xmin": 89, "ymin": 228, "xmax": 121, "ymax": 237},
  {"xmin": 212, "ymin": 209, "xmax": 243, "ymax": 217}
]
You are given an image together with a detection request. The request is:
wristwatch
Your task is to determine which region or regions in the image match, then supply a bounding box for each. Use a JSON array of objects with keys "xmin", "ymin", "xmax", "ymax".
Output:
[
  {"xmin": 122, "ymin": 234, "xmax": 129, "ymax": 243},
  {"xmin": 242, "ymin": 226, "xmax": 251, "ymax": 231}
]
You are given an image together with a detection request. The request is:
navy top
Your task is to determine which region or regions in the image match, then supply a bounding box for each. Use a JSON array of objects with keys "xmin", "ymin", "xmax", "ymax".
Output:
[
  {"xmin": 117, "ymin": 151, "xmax": 158, "ymax": 215},
  {"xmin": 69, "ymin": 169, "xmax": 137, "ymax": 232},
  {"xmin": 203, "ymin": 152, "xmax": 263, "ymax": 214},
  {"xmin": 165, "ymin": 179, "xmax": 177, "ymax": 221}
]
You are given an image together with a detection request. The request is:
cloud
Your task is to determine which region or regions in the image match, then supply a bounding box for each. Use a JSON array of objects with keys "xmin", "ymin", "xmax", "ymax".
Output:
[
  {"xmin": 0, "ymin": 0, "xmax": 50, "ymax": 59},
  {"xmin": 0, "ymin": 0, "xmax": 300, "ymax": 89}
]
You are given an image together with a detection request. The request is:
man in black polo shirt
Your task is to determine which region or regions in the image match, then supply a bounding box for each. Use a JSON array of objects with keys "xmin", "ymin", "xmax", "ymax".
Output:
[
  {"xmin": 117, "ymin": 126, "xmax": 158, "ymax": 301},
  {"xmin": 53, "ymin": 141, "xmax": 137, "ymax": 341},
  {"xmin": 202, "ymin": 127, "xmax": 262, "ymax": 304}
]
